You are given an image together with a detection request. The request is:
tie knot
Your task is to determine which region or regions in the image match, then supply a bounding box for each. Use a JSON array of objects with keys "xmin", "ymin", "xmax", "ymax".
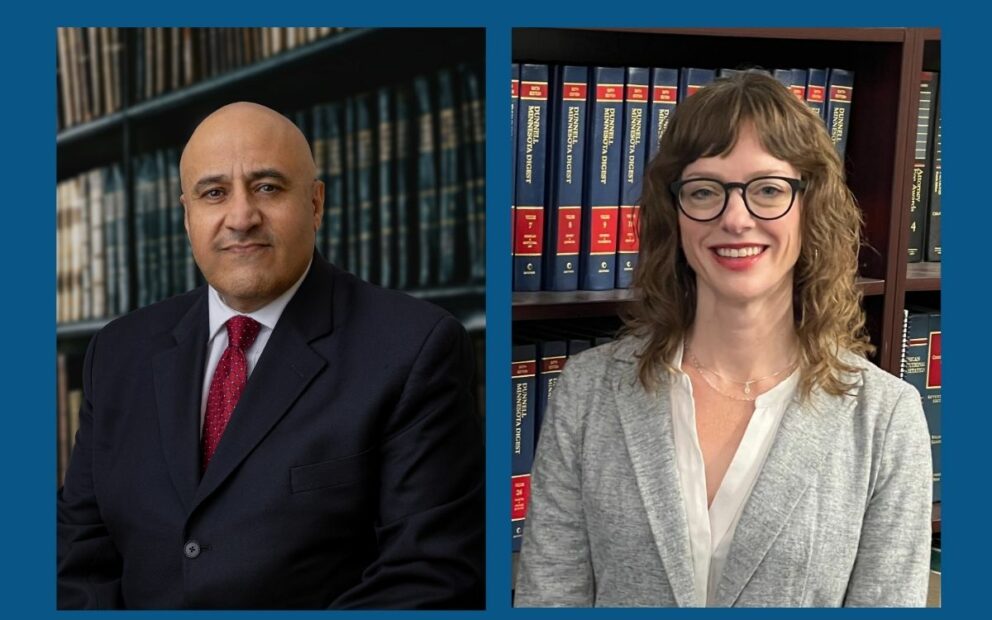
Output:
[{"xmin": 226, "ymin": 316, "xmax": 261, "ymax": 351}]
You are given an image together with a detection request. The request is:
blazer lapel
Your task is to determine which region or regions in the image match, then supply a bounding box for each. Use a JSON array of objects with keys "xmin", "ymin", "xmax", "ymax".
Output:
[
  {"xmin": 192, "ymin": 258, "xmax": 334, "ymax": 512},
  {"xmin": 613, "ymin": 345, "xmax": 697, "ymax": 607},
  {"xmin": 152, "ymin": 291, "xmax": 209, "ymax": 513},
  {"xmin": 713, "ymin": 380, "xmax": 859, "ymax": 606}
]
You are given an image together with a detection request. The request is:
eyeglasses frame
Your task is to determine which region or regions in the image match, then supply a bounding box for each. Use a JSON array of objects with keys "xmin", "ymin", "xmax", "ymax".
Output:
[{"xmin": 669, "ymin": 176, "xmax": 808, "ymax": 222}]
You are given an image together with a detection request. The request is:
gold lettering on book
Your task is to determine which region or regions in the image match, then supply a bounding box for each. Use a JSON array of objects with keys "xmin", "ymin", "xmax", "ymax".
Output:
[
  {"xmin": 600, "ymin": 107, "xmax": 616, "ymax": 185},
  {"xmin": 514, "ymin": 382, "xmax": 529, "ymax": 456},
  {"xmin": 564, "ymin": 105, "xmax": 580, "ymax": 184},
  {"xmin": 525, "ymin": 105, "xmax": 542, "ymax": 184},
  {"xmin": 626, "ymin": 107, "xmax": 643, "ymax": 183}
]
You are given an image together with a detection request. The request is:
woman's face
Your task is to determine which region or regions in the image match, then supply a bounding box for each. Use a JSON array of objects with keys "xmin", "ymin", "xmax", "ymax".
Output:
[{"xmin": 678, "ymin": 123, "xmax": 802, "ymax": 307}]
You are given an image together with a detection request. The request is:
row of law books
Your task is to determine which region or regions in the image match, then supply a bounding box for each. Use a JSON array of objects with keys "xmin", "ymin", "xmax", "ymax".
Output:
[
  {"xmin": 56, "ymin": 352, "xmax": 82, "ymax": 487},
  {"xmin": 56, "ymin": 62, "xmax": 485, "ymax": 325},
  {"xmin": 901, "ymin": 308, "xmax": 942, "ymax": 502},
  {"xmin": 56, "ymin": 27, "xmax": 346, "ymax": 131},
  {"xmin": 511, "ymin": 321, "xmax": 619, "ymax": 551},
  {"xmin": 510, "ymin": 63, "xmax": 854, "ymax": 293},
  {"xmin": 908, "ymin": 71, "xmax": 942, "ymax": 263}
]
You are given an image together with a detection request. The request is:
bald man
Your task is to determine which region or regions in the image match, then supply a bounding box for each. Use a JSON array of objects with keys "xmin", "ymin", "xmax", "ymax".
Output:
[{"xmin": 57, "ymin": 103, "xmax": 485, "ymax": 609}]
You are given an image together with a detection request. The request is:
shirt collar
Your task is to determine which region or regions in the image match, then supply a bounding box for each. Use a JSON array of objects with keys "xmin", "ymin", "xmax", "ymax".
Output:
[{"xmin": 207, "ymin": 258, "xmax": 312, "ymax": 343}]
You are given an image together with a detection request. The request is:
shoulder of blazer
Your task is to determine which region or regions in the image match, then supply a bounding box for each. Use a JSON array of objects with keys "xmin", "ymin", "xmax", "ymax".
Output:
[{"xmin": 95, "ymin": 285, "xmax": 206, "ymax": 345}]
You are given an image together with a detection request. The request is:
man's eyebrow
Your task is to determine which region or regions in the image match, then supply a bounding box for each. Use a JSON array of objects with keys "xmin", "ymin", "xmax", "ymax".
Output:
[
  {"xmin": 191, "ymin": 169, "xmax": 291, "ymax": 194},
  {"xmin": 247, "ymin": 168, "xmax": 290, "ymax": 183}
]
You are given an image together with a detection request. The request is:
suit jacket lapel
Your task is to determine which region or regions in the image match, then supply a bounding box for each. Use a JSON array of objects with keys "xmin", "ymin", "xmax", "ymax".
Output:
[
  {"xmin": 152, "ymin": 291, "xmax": 209, "ymax": 513},
  {"xmin": 612, "ymin": 342, "xmax": 697, "ymax": 607},
  {"xmin": 192, "ymin": 257, "xmax": 334, "ymax": 512},
  {"xmin": 713, "ymin": 379, "xmax": 859, "ymax": 606}
]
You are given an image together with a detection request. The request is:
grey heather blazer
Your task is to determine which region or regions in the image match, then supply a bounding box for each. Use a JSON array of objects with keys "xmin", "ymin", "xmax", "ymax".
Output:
[{"xmin": 515, "ymin": 337, "xmax": 932, "ymax": 607}]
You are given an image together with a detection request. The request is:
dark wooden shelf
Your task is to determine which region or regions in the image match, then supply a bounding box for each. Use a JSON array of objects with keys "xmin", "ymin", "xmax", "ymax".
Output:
[
  {"xmin": 514, "ymin": 278, "xmax": 884, "ymax": 321},
  {"xmin": 513, "ymin": 289, "xmax": 636, "ymax": 321},
  {"xmin": 56, "ymin": 317, "xmax": 115, "ymax": 339},
  {"xmin": 905, "ymin": 262, "xmax": 941, "ymax": 292},
  {"xmin": 591, "ymin": 27, "xmax": 910, "ymax": 43}
]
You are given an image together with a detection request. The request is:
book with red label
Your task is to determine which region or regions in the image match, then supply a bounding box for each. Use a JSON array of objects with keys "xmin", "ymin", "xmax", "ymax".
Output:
[
  {"xmin": 909, "ymin": 71, "xmax": 938, "ymax": 263},
  {"xmin": 825, "ymin": 68, "xmax": 855, "ymax": 158},
  {"xmin": 513, "ymin": 64, "xmax": 550, "ymax": 291},
  {"xmin": 789, "ymin": 69, "xmax": 807, "ymax": 101},
  {"xmin": 581, "ymin": 66, "xmax": 624, "ymax": 290},
  {"xmin": 805, "ymin": 68, "xmax": 827, "ymax": 121},
  {"xmin": 511, "ymin": 344, "xmax": 537, "ymax": 551},
  {"xmin": 678, "ymin": 67, "xmax": 715, "ymax": 101},
  {"xmin": 647, "ymin": 67, "xmax": 678, "ymax": 163},
  {"xmin": 616, "ymin": 66, "xmax": 649, "ymax": 289},
  {"xmin": 901, "ymin": 309, "xmax": 941, "ymax": 502},
  {"xmin": 544, "ymin": 65, "xmax": 588, "ymax": 291},
  {"xmin": 536, "ymin": 340, "xmax": 567, "ymax": 445},
  {"xmin": 511, "ymin": 63, "xmax": 519, "ymax": 270}
]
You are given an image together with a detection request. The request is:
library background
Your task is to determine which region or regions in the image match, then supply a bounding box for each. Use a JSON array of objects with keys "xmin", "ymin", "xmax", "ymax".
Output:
[
  {"xmin": 510, "ymin": 27, "xmax": 941, "ymax": 606},
  {"xmin": 55, "ymin": 27, "xmax": 486, "ymax": 486}
]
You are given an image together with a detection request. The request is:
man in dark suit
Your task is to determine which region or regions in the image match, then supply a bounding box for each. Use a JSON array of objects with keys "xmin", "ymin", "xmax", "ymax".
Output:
[{"xmin": 57, "ymin": 102, "xmax": 485, "ymax": 609}]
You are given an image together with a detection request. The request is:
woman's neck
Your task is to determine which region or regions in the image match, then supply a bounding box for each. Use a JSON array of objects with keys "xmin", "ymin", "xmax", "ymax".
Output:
[{"xmin": 687, "ymin": 288, "xmax": 799, "ymax": 383}]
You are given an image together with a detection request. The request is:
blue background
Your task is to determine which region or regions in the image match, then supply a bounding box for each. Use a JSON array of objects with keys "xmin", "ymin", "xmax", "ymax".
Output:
[{"xmin": 4, "ymin": 1, "xmax": 982, "ymax": 616}]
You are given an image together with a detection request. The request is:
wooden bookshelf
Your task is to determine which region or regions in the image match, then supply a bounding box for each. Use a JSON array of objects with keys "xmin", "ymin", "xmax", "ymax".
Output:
[{"xmin": 512, "ymin": 27, "xmax": 939, "ymax": 378}]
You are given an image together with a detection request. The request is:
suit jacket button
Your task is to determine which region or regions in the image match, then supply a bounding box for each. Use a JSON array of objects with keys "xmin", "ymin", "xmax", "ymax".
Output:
[{"xmin": 184, "ymin": 540, "xmax": 201, "ymax": 559}]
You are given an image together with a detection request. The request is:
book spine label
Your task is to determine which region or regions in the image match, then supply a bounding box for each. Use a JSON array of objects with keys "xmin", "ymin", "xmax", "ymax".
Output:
[
  {"xmin": 647, "ymin": 68, "xmax": 678, "ymax": 162},
  {"xmin": 511, "ymin": 345, "xmax": 536, "ymax": 551},
  {"xmin": 581, "ymin": 67, "xmax": 623, "ymax": 290},
  {"xmin": 805, "ymin": 68, "xmax": 827, "ymax": 121},
  {"xmin": 909, "ymin": 73, "xmax": 936, "ymax": 262},
  {"xmin": 925, "ymin": 315, "xmax": 941, "ymax": 501},
  {"xmin": 513, "ymin": 64, "xmax": 550, "ymax": 291},
  {"xmin": 825, "ymin": 69, "xmax": 854, "ymax": 159},
  {"xmin": 617, "ymin": 67, "xmax": 649, "ymax": 289},
  {"xmin": 926, "ymin": 92, "xmax": 942, "ymax": 262},
  {"xmin": 545, "ymin": 66, "xmax": 587, "ymax": 291}
]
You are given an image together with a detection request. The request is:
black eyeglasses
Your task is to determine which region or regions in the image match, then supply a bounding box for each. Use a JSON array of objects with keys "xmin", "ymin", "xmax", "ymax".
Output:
[{"xmin": 670, "ymin": 176, "xmax": 807, "ymax": 222}]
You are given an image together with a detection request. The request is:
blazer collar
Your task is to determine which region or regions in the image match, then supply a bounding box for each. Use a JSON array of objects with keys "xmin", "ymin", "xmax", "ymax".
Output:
[
  {"xmin": 609, "ymin": 337, "xmax": 864, "ymax": 608},
  {"xmin": 154, "ymin": 253, "xmax": 336, "ymax": 515},
  {"xmin": 611, "ymin": 338, "xmax": 697, "ymax": 607}
]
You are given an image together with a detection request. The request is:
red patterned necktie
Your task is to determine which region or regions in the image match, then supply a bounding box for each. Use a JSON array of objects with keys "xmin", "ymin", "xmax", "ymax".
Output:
[{"xmin": 202, "ymin": 315, "xmax": 261, "ymax": 472}]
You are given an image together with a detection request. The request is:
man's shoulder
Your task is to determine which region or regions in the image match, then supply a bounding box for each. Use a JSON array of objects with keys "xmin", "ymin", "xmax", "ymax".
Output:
[
  {"xmin": 327, "ymin": 265, "xmax": 455, "ymax": 333},
  {"xmin": 97, "ymin": 287, "xmax": 205, "ymax": 343}
]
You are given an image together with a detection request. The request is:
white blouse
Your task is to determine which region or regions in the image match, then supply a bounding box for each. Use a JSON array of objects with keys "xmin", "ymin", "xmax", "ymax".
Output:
[{"xmin": 669, "ymin": 342, "xmax": 799, "ymax": 606}]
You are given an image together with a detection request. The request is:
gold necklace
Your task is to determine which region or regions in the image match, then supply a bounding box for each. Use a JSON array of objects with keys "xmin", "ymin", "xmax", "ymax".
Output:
[{"xmin": 685, "ymin": 343, "xmax": 797, "ymax": 399}]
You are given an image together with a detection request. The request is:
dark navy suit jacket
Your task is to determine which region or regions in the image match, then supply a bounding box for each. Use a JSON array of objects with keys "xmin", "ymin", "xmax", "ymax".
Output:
[{"xmin": 57, "ymin": 254, "xmax": 485, "ymax": 609}]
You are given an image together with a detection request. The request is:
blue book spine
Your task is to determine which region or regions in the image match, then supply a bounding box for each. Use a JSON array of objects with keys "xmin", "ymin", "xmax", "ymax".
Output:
[
  {"xmin": 773, "ymin": 68, "xmax": 793, "ymax": 90},
  {"xmin": 536, "ymin": 340, "xmax": 567, "ymax": 445},
  {"xmin": 790, "ymin": 68, "xmax": 807, "ymax": 101},
  {"xmin": 355, "ymin": 94, "xmax": 375, "ymax": 283},
  {"xmin": 647, "ymin": 68, "xmax": 678, "ymax": 162},
  {"xmin": 825, "ymin": 68, "xmax": 855, "ymax": 158},
  {"xmin": 414, "ymin": 76, "xmax": 439, "ymax": 288},
  {"xmin": 513, "ymin": 64, "xmax": 550, "ymax": 291},
  {"xmin": 616, "ymin": 67, "xmax": 649, "ymax": 289},
  {"xmin": 511, "ymin": 63, "xmax": 519, "ymax": 268},
  {"xmin": 805, "ymin": 68, "xmax": 827, "ymax": 121},
  {"xmin": 377, "ymin": 88, "xmax": 395, "ymax": 288},
  {"xmin": 324, "ymin": 103, "xmax": 345, "ymax": 269},
  {"xmin": 924, "ymin": 314, "xmax": 941, "ymax": 502},
  {"xmin": 678, "ymin": 67, "xmax": 715, "ymax": 101},
  {"xmin": 544, "ymin": 65, "xmax": 587, "ymax": 291},
  {"xmin": 393, "ymin": 88, "xmax": 412, "ymax": 289},
  {"xmin": 511, "ymin": 344, "xmax": 537, "ymax": 551},
  {"xmin": 580, "ymin": 66, "xmax": 624, "ymax": 291}
]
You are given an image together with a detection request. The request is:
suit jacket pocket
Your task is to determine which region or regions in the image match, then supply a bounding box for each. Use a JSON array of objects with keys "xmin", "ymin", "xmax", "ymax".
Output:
[{"xmin": 290, "ymin": 452, "xmax": 371, "ymax": 494}]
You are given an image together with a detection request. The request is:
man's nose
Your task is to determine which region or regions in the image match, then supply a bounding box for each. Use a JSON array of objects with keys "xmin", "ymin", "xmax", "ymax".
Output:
[{"xmin": 224, "ymin": 187, "xmax": 262, "ymax": 230}]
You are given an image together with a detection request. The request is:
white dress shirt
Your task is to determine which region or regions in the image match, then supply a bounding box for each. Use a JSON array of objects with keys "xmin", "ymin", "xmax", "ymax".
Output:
[
  {"xmin": 199, "ymin": 260, "xmax": 311, "ymax": 431},
  {"xmin": 669, "ymin": 340, "xmax": 799, "ymax": 606}
]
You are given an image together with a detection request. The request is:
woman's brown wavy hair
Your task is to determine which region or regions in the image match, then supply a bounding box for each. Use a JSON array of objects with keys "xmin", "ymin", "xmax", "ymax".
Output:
[{"xmin": 624, "ymin": 70, "xmax": 873, "ymax": 398}]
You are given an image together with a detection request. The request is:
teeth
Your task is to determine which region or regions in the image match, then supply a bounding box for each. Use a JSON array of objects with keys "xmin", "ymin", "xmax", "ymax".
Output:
[{"xmin": 714, "ymin": 246, "xmax": 764, "ymax": 258}]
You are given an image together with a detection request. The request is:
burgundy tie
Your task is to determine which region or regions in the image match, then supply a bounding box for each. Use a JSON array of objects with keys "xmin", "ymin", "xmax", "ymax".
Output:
[{"xmin": 202, "ymin": 315, "xmax": 261, "ymax": 472}]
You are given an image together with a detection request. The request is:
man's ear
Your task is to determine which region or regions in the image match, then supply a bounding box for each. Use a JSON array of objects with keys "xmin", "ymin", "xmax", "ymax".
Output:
[{"xmin": 312, "ymin": 180, "xmax": 325, "ymax": 231}]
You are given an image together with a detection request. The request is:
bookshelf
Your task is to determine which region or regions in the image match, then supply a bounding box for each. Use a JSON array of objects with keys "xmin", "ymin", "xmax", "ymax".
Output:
[
  {"xmin": 56, "ymin": 27, "xmax": 487, "ymax": 485},
  {"xmin": 511, "ymin": 27, "xmax": 941, "ymax": 603}
]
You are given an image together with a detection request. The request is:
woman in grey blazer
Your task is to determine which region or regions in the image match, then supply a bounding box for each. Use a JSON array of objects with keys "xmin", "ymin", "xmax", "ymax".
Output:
[{"xmin": 515, "ymin": 71, "xmax": 932, "ymax": 607}]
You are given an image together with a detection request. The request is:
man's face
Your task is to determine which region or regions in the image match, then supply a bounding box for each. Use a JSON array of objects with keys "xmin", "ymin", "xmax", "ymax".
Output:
[{"xmin": 180, "ymin": 104, "xmax": 324, "ymax": 312}]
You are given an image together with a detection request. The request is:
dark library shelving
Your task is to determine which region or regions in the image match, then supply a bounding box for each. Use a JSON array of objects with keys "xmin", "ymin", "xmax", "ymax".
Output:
[
  {"xmin": 56, "ymin": 28, "xmax": 488, "ymax": 489},
  {"xmin": 510, "ymin": 27, "xmax": 942, "ymax": 544}
]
